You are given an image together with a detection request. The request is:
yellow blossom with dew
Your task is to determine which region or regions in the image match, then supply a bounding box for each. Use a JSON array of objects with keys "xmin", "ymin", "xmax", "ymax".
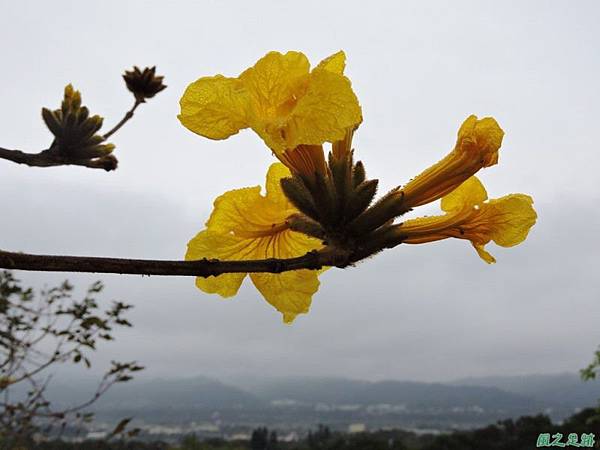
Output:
[
  {"xmin": 399, "ymin": 115, "xmax": 505, "ymax": 208},
  {"xmin": 399, "ymin": 176, "xmax": 537, "ymax": 263},
  {"xmin": 185, "ymin": 163, "xmax": 325, "ymax": 323},
  {"xmin": 180, "ymin": 50, "xmax": 537, "ymax": 322},
  {"xmin": 178, "ymin": 50, "xmax": 362, "ymax": 176}
]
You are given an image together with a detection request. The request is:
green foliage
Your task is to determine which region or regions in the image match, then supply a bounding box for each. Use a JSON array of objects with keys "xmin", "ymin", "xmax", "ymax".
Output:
[
  {"xmin": 305, "ymin": 426, "xmax": 407, "ymax": 450},
  {"xmin": 582, "ymin": 347, "xmax": 600, "ymax": 381},
  {"xmin": 0, "ymin": 271, "xmax": 142, "ymax": 444},
  {"xmin": 250, "ymin": 427, "xmax": 278, "ymax": 450},
  {"xmin": 422, "ymin": 410, "xmax": 600, "ymax": 450},
  {"xmin": 26, "ymin": 440, "xmax": 169, "ymax": 450},
  {"xmin": 173, "ymin": 433, "xmax": 245, "ymax": 450}
]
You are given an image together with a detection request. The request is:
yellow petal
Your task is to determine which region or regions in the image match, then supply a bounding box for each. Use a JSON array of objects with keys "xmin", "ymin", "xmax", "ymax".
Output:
[
  {"xmin": 456, "ymin": 115, "xmax": 504, "ymax": 167},
  {"xmin": 239, "ymin": 51, "xmax": 310, "ymax": 116},
  {"xmin": 248, "ymin": 225, "xmax": 324, "ymax": 323},
  {"xmin": 265, "ymin": 163, "xmax": 293, "ymax": 209},
  {"xmin": 401, "ymin": 214, "xmax": 455, "ymax": 236},
  {"xmin": 473, "ymin": 243, "xmax": 497, "ymax": 264},
  {"xmin": 179, "ymin": 50, "xmax": 363, "ymax": 163},
  {"xmin": 441, "ymin": 176, "xmax": 488, "ymax": 212},
  {"xmin": 178, "ymin": 75, "xmax": 249, "ymax": 140},
  {"xmin": 251, "ymin": 270, "xmax": 320, "ymax": 323},
  {"xmin": 486, "ymin": 194, "xmax": 537, "ymax": 247},
  {"xmin": 286, "ymin": 69, "xmax": 362, "ymax": 149},
  {"xmin": 238, "ymin": 51, "xmax": 311, "ymax": 152},
  {"xmin": 204, "ymin": 186, "xmax": 271, "ymax": 235},
  {"xmin": 205, "ymin": 164, "xmax": 295, "ymax": 237},
  {"xmin": 399, "ymin": 116, "xmax": 502, "ymax": 209},
  {"xmin": 279, "ymin": 144, "xmax": 328, "ymax": 176},
  {"xmin": 456, "ymin": 115, "xmax": 478, "ymax": 140},
  {"xmin": 403, "ymin": 177, "xmax": 536, "ymax": 264},
  {"xmin": 185, "ymin": 230, "xmax": 249, "ymax": 297},
  {"xmin": 186, "ymin": 163, "xmax": 325, "ymax": 318},
  {"xmin": 315, "ymin": 51, "xmax": 346, "ymax": 74}
]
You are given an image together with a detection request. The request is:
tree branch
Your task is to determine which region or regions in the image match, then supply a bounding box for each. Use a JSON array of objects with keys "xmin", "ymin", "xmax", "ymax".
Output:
[
  {"xmin": 0, "ymin": 97, "xmax": 142, "ymax": 171},
  {"xmin": 0, "ymin": 248, "xmax": 353, "ymax": 277},
  {"xmin": 102, "ymin": 100, "xmax": 142, "ymax": 140},
  {"xmin": 0, "ymin": 147, "xmax": 117, "ymax": 171}
]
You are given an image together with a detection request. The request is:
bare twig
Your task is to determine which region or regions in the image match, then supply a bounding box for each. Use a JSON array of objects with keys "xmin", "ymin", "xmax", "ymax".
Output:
[
  {"xmin": 0, "ymin": 98, "xmax": 141, "ymax": 171},
  {"xmin": 102, "ymin": 99, "xmax": 142, "ymax": 140}
]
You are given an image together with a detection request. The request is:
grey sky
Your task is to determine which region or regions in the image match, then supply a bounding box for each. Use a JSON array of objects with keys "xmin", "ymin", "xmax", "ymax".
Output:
[{"xmin": 1, "ymin": 0, "xmax": 599, "ymax": 382}]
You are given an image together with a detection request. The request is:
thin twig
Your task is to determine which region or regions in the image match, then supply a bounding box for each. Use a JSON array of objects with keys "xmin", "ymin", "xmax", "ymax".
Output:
[
  {"xmin": 0, "ymin": 99, "xmax": 140, "ymax": 170},
  {"xmin": 102, "ymin": 100, "xmax": 142, "ymax": 140}
]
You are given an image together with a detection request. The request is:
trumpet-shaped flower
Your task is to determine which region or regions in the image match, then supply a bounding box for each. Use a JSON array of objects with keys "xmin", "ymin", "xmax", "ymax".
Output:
[
  {"xmin": 178, "ymin": 50, "xmax": 362, "ymax": 176},
  {"xmin": 399, "ymin": 176, "xmax": 536, "ymax": 263},
  {"xmin": 400, "ymin": 115, "xmax": 505, "ymax": 208},
  {"xmin": 185, "ymin": 163, "xmax": 325, "ymax": 323}
]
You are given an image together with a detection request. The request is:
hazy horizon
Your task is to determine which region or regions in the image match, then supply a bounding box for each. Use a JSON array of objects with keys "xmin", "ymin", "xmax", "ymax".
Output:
[{"xmin": 1, "ymin": 0, "xmax": 599, "ymax": 383}]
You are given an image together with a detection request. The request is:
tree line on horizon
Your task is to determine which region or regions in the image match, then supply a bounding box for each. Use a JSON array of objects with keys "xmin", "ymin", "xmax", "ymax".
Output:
[{"xmin": 12, "ymin": 407, "xmax": 600, "ymax": 450}]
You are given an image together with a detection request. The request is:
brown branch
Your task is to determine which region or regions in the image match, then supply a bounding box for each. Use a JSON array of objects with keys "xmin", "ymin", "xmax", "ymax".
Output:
[
  {"xmin": 0, "ymin": 147, "xmax": 117, "ymax": 171},
  {"xmin": 0, "ymin": 248, "xmax": 353, "ymax": 277},
  {"xmin": 0, "ymin": 98, "xmax": 141, "ymax": 171},
  {"xmin": 102, "ymin": 100, "xmax": 142, "ymax": 140}
]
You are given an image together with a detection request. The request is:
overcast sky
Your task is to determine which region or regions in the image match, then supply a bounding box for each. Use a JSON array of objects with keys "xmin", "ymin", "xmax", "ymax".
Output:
[{"xmin": 1, "ymin": 0, "xmax": 599, "ymax": 383}]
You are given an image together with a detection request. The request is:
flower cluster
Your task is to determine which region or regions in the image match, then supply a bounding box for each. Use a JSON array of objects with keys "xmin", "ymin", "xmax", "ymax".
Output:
[
  {"xmin": 42, "ymin": 85, "xmax": 116, "ymax": 165},
  {"xmin": 123, "ymin": 66, "xmax": 167, "ymax": 103},
  {"xmin": 179, "ymin": 51, "xmax": 537, "ymax": 323}
]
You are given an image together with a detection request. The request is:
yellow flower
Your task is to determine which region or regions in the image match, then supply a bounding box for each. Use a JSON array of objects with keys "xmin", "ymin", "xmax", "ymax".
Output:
[
  {"xmin": 399, "ymin": 176, "xmax": 537, "ymax": 263},
  {"xmin": 185, "ymin": 163, "xmax": 325, "ymax": 323},
  {"xmin": 178, "ymin": 50, "xmax": 362, "ymax": 176},
  {"xmin": 400, "ymin": 115, "xmax": 505, "ymax": 208}
]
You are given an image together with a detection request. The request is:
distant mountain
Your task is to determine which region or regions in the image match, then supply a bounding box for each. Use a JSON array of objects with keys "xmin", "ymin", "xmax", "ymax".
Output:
[
  {"xmin": 451, "ymin": 373, "xmax": 600, "ymax": 408},
  {"xmin": 100, "ymin": 375, "xmax": 262, "ymax": 410},
  {"xmin": 245, "ymin": 376, "xmax": 370, "ymax": 404},
  {"xmin": 44, "ymin": 375, "xmax": 262, "ymax": 411},
  {"xmin": 245, "ymin": 376, "xmax": 535, "ymax": 410},
  {"xmin": 28, "ymin": 372, "xmax": 600, "ymax": 428}
]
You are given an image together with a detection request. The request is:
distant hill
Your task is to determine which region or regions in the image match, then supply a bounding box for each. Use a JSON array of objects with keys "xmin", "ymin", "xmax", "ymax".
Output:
[
  {"xmin": 451, "ymin": 373, "xmax": 600, "ymax": 408},
  {"xmin": 28, "ymin": 373, "xmax": 600, "ymax": 428},
  {"xmin": 44, "ymin": 375, "xmax": 263, "ymax": 411},
  {"xmin": 245, "ymin": 376, "xmax": 535, "ymax": 410}
]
